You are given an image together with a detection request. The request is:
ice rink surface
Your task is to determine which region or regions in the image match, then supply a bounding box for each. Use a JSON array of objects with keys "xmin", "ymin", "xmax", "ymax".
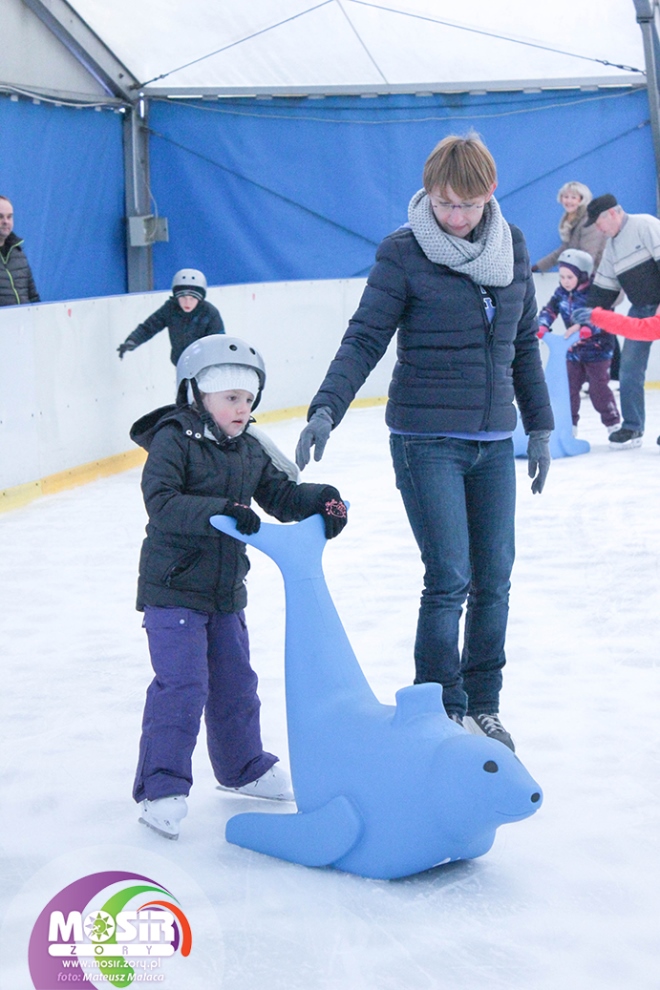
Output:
[{"xmin": 2, "ymin": 394, "xmax": 660, "ymax": 989}]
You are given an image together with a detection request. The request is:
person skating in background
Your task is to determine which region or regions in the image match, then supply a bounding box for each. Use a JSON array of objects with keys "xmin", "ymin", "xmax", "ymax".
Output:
[
  {"xmin": 131, "ymin": 334, "xmax": 348, "ymax": 839},
  {"xmin": 537, "ymin": 249, "xmax": 620, "ymax": 438},
  {"xmin": 531, "ymin": 181, "xmax": 607, "ymax": 274},
  {"xmin": 573, "ymin": 301, "xmax": 660, "ymax": 448},
  {"xmin": 118, "ymin": 269, "xmax": 225, "ymax": 365},
  {"xmin": 584, "ymin": 194, "xmax": 660, "ymax": 449}
]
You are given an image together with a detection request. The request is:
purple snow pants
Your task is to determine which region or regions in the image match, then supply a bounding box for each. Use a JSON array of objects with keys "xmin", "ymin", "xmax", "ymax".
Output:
[
  {"xmin": 132, "ymin": 606, "xmax": 277, "ymax": 802},
  {"xmin": 567, "ymin": 359, "xmax": 620, "ymax": 428}
]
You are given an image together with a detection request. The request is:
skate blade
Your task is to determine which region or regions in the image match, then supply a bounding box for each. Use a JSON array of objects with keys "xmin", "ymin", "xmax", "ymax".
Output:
[
  {"xmin": 139, "ymin": 815, "xmax": 179, "ymax": 840},
  {"xmin": 609, "ymin": 439, "xmax": 642, "ymax": 450},
  {"xmin": 216, "ymin": 784, "xmax": 295, "ymax": 802}
]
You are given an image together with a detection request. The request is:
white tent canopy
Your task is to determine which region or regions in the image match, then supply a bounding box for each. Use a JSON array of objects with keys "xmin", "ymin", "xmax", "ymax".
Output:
[{"xmin": 9, "ymin": 0, "xmax": 648, "ymax": 100}]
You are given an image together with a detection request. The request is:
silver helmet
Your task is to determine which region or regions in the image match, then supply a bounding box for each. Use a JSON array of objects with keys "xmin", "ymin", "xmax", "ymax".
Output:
[
  {"xmin": 176, "ymin": 335, "xmax": 266, "ymax": 410},
  {"xmin": 171, "ymin": 269, "xmax": 207, "ymax": 299},
  {"xmin": 557, "ymin": 249, "xmax": 594, "ymax": 279}
]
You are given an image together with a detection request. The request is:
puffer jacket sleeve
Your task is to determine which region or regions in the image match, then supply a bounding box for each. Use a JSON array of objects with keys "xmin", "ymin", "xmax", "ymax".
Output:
[
  {"xmin": 129, "ymin": 300, "xmax": 173, "ymax": 348},
  {"xmin": 307, "ymin": 235, "xmax": 406, "ymax": 426},
  {"xmin": 510, "ymin": 231, "xmax": 554, "ymax": 433},
  {"xmin": 253, "ymin": 454, "xmax": 331, "ymax": 521},
  {"xmin": 538, "ymin": 288, "xmax": 561, "ymax": 329},
  {"xmin": 142, "ymin": 425, "xmax": 231, "ymax": 534}
]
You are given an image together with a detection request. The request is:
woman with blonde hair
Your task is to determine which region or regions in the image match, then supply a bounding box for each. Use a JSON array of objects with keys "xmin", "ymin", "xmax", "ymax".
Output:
[{"xmin": 532, "ymin": 181, "xmax": 607, "ymax": 272}]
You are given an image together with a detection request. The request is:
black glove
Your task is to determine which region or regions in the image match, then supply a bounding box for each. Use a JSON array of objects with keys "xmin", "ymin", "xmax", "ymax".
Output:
[
  {"xmin": 316, "ymin": 486, "xmax": 348, "ymax": 538},
  {"xmin": 571, "ymin": 306, "xmax": 593, "ymax": 325},
  {"xmin": 117, "ymin": 339, "xmax": 138, "ymax": 359},
  {"xmin": 295, "ymin": 407, "xmax": 334, "ymax": 470},
  {"xmin": 527, "ymin": 430, "xmax": 551, "ymax": 495},
  {"xmin": 224, "ymin": 502, "xmax": 261, "ymax": 535}
]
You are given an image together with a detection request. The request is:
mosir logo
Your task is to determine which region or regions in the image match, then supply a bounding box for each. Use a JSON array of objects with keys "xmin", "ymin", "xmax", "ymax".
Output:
[{"xmin": 28, "ymin": 870, "xmax": 192, "ymax": 987}]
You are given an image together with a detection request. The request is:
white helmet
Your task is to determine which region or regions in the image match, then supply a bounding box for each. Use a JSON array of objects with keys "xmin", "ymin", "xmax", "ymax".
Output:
[
  {"xmin": 176, "ymin": 335, "xmax": 266, "ymax": 410},
  {"xmin": 171, "ymin": 269, "xmax": 207, "ymax": 300},
  {"xmin": 557, "ymin": 249, "xmax": 594, "ymax": 279}
]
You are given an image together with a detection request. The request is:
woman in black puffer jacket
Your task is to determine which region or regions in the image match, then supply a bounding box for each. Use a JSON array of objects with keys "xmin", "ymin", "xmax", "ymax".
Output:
[{"xmin": 296, "ymin": 133, "xmax": 553, "ymax": 751}]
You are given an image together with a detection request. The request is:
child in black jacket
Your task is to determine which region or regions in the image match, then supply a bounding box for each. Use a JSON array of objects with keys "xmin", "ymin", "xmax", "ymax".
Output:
[
  {"xmin": 118, "ymin": 269, "xmax": 225, "ymax": 366},
  {"xmin": 131, "ymin": 335, "xmax": 347, "ymax": 839}
]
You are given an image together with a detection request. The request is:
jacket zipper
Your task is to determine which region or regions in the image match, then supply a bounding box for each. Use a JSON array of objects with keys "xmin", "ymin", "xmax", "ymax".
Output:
[
  {"xmin": 477, "ymin": 284, "xmax": 497, "ymax": 431},
  {"xmin": 1, "ymin": 244, "xmax": 21, "ymax": 305}
]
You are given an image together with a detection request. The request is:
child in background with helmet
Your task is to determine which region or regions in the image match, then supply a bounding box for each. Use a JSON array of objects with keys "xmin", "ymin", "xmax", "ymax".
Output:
[
  {"xmin": 537, "ymin": 248, "xmax": 620, "ymax": 437},
  {"xmin": 117, "ymin": 269, "xmax": 225, "ymax": 365},
  {"xmin": 570, "ymin": 302, "xmax": 660, "ymax": 448},
  {"xmin": 130, "ymin": 335, "xmax": 348, "ymax": 840}
]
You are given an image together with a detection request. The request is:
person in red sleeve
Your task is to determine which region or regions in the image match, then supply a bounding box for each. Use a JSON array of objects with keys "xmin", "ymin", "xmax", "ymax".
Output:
[{"xmin": 573, "ymin": 303, "xmax": 660, "ymax": 447}]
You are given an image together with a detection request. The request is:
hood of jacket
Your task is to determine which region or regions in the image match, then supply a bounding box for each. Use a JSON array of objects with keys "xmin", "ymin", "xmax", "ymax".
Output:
[
  {"xmin": 130, "ymin": 403, "xmax": 252, "ymax": 452},
  {"xmin": 130, "ymin": 404, "xmax": 196, "ymax": 451}
]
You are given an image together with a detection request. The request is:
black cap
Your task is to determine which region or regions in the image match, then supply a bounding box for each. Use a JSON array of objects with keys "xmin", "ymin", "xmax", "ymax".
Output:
[{"xmin": 585, "ymin": 193, "xmax": 618, "ymax": 227}]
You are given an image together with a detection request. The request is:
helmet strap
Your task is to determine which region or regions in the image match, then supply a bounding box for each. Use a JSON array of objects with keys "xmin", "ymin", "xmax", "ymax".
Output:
[{"xmin": 190, "ymin": 377, "xmax": 226, "ymax": 444}]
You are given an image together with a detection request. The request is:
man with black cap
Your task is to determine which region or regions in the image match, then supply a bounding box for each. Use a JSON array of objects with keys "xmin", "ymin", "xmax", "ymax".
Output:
[{"xmin": 585, "ymin": 194, "xmax": 660, "ymax": 449}]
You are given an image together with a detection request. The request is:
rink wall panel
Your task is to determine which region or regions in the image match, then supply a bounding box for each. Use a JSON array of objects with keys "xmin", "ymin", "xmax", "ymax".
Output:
[{"xmin": 1, "ymin": 274, "xmax": 659, "ymax": 511}]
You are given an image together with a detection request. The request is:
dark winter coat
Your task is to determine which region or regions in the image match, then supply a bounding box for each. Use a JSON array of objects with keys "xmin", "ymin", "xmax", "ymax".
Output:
[
  {"xmin": 131, "ymin": 405, "xmax": 331, "ymax": 613},
  {"xmin": 538, "ymin": 280, "xmax": 615, "ymax": 363},
  {"xmin": 0, "ymin": 232, "xmax": 40, "ymax": 306},
  {"xmin": 308, "ymin": 224, "xmax": 553, "ymax": 435},
  {"xmin": 126, "ymin": 297, "xmax": 225, "ymax": 365}
]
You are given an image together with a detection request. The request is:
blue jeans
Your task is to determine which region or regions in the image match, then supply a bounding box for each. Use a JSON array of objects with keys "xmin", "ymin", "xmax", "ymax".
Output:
[
  {"xmin": 390, "ymin": 434, "xmax": 516, "ymax": 717},
  {"xmin": 620, "ymin": 304, "xmax": 657, "ymax": 432}
]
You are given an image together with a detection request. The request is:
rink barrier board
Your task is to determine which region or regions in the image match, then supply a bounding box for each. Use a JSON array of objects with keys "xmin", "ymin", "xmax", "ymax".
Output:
[
  {"xmin": 0, "ymin": 275, "xmax": 657, "ymax": 515},
  {"xmin": 0, "ymin": 398, "xmax": 388, "ymax": 514},
  {"xmin": 1, "ymin": 383, "xmax": 658, "ymax": 514}
]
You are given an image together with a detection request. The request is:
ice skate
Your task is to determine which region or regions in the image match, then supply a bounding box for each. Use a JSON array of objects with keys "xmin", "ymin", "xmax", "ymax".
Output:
[
  {"xmin": 464, "ymin": 713, "xmax": 515, "ymax": 752},
  {"xmin": 138, "ymin": 795, "xmax": 188, "ymax": 839},
  {"xmin": 217, "ymin": 764, "xmax": 295, "ymax": 801},
  {"xmin": 608, "ymin": 427, "xmax": 643, "ymax": 449}
]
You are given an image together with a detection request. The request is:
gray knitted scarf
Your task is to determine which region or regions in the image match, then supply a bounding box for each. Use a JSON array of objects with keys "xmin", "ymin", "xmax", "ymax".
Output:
[{"xmin": 408, "ymin": 188, "xmax": 514, "ymax": 286}]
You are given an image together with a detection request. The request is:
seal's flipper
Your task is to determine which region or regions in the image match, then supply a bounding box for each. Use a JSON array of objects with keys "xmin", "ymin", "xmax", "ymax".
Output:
[{"xmin": 225, "ymin": 795, "xmax": 363, "ymax": 867}]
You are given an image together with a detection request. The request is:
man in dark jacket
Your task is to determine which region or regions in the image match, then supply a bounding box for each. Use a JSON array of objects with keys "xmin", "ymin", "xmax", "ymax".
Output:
[
  {"xmin": 118, "ymin": 268, "xmax": 224, "ymax": 365},
  {"xmin": 0, "ymin": 197, "xmax": 40, "ymax": 306}
]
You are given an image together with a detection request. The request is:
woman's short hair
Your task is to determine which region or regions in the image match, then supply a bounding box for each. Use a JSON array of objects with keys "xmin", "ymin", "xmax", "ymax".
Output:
[
  {"xmin": 423, "ymin": 133, "xmax": 497, "ymax": 198},
  {"xmin": 557, "ymin": 181, "xmax": 592, "ymax": 208}
]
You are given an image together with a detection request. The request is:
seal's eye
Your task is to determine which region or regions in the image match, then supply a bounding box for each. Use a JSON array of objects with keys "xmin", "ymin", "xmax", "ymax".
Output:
[{"xmin": 483, "ymin": 760, "xmax": 499, "ymax": 773}]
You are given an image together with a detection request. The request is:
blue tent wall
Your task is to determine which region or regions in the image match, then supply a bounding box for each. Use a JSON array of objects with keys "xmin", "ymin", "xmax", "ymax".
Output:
[
  {"xmin": 148, "ymin": 86, "xmax": 654, "ymax": 290},
  {"xmin": 0, "ymin": 96, "xmax": 126, "ymax": 302},
  {"xmin": 0, "ymin": 86, "xmax": 654, "ymax": 301}
]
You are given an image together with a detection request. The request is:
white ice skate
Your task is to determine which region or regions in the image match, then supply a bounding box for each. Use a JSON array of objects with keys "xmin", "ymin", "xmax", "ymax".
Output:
[
  {"xmin": 217, "ymin": 764, "xmax": 295, "ymax": 801},
  {"xmin": 138, "ymin": 795, "xmax": 188, "ymax": 839}
]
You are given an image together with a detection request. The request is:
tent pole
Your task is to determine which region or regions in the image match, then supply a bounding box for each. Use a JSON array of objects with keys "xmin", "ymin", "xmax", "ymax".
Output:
[
  {"xmin": 123, "ymin": 98, "xmax": 153, "ymax": 293},
  {"xmin": 633, "ymin": 0, "xmax": 660, "ymax": 213}
]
